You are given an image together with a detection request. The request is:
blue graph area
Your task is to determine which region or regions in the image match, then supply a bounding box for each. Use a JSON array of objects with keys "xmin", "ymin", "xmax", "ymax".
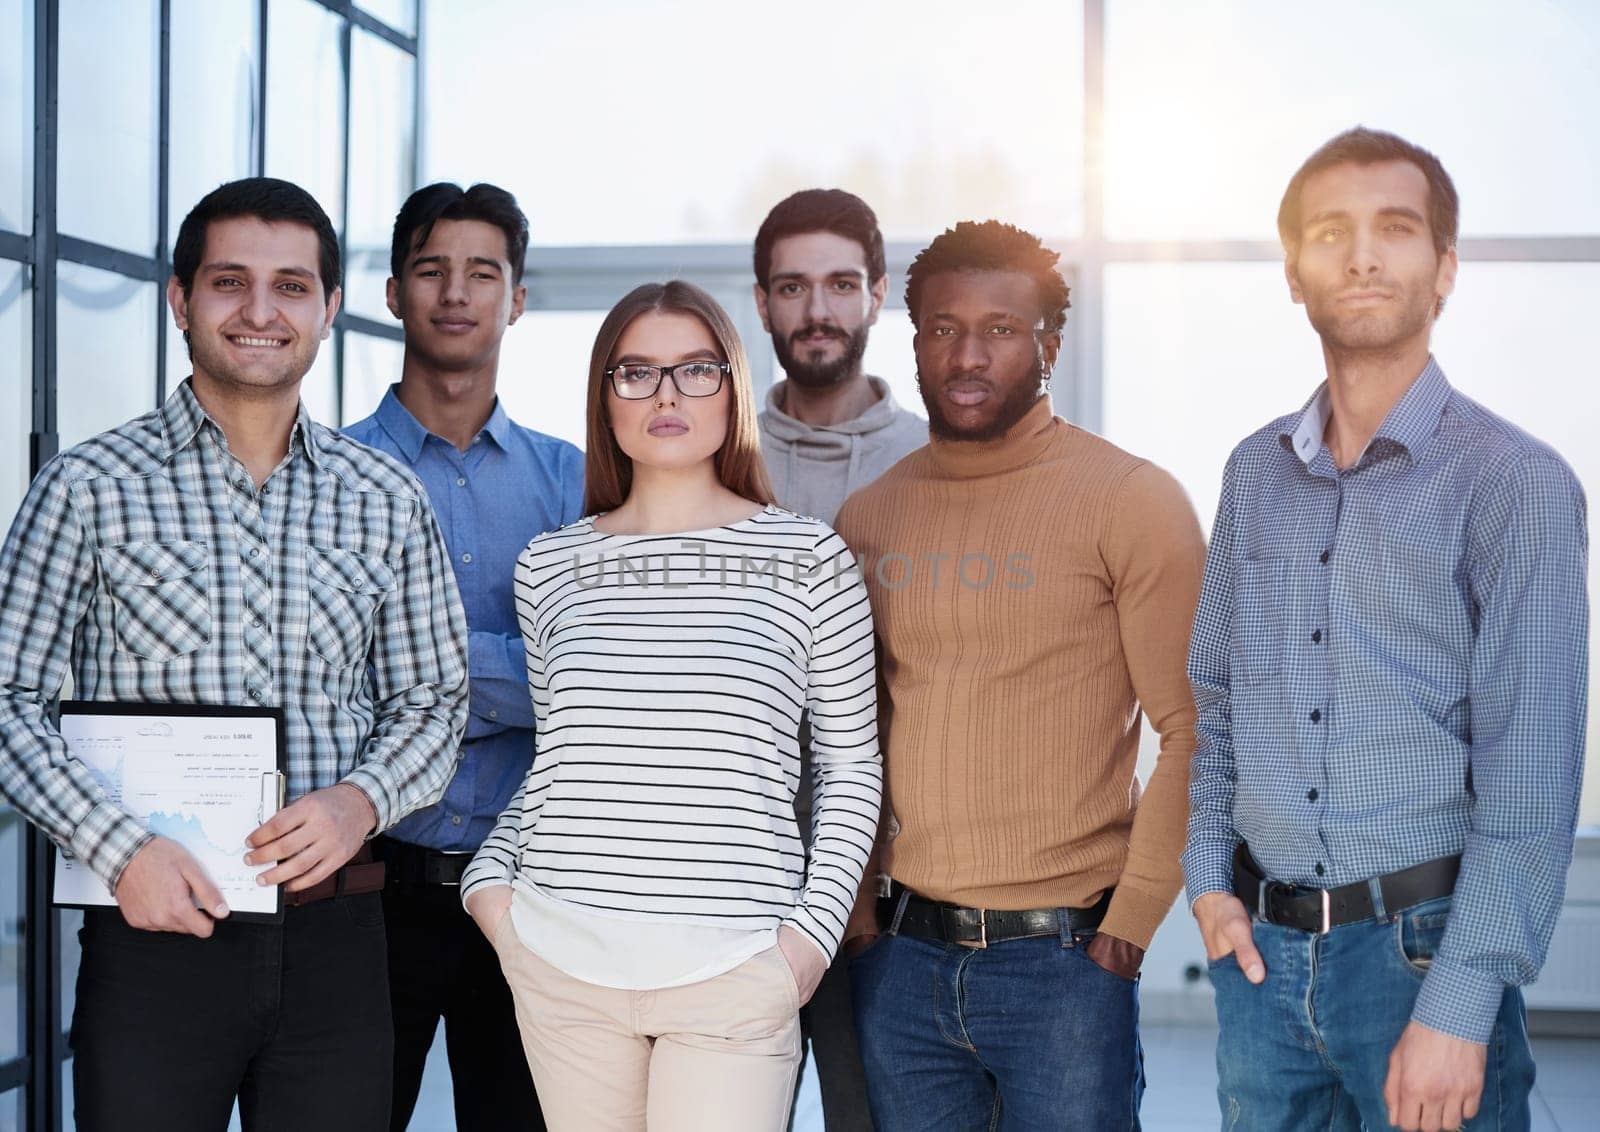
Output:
[{"xmin": 146, "ymin": 810, "xmax": 241, "ymax": 857}]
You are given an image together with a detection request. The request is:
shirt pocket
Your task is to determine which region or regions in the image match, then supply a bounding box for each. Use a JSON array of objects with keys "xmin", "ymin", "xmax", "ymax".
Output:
[
  {"xmin": 97, "ymin": 540, "xmax": 213, "ymax": 661},
  {"xmin": 1232, "ymin": 556, "xmax": 1288, "ymax": 685},
  {"xmin": 306, "ymin": 546, "xmax": 396, "ymax": 668}
]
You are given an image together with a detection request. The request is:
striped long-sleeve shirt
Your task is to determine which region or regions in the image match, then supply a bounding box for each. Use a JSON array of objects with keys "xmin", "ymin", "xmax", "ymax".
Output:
[{"xmin": 461, "ymin": 506, "xmax": 882, "ymax": 962}]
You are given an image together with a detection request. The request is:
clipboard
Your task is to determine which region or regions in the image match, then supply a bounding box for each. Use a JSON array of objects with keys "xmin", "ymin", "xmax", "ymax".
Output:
[{"xmin": 51, "ymin": 701, "xmax": 289, "ymax": 923}]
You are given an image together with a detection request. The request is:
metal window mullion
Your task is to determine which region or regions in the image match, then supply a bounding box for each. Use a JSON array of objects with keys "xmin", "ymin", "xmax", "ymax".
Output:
[
  {"xmin": 155, "ymin": 0, "xmax": 171, "ymax": 404},
  {"xmin": 255, "ymin": 0, "xmax": 268, "ymax": 176},
  {"xmin": 335, "ymin": 12, "xmax": 352, "ymax": 424},
  {"xmin": 30, "ymin": 3, "xmax": 62, "ymax": 1123}
]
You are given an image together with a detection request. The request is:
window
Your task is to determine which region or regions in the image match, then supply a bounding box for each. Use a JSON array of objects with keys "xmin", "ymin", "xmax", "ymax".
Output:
[
  {"xmin": 345, "ymin": 29, "xmax": 416, "ymax": 319},
  {"xmin": 56, "ymin": 0, "xmax": 159, "ymax": 255},
  {"xmin": 1103, "ymin": 0, "xmax": 1600, "ymax": 240},
  {"xmin": 167, "ymin": 0, "xmax": 260, "ymax": 238},
  {"xmin": 55, "ymin": 264, "xmax": 159, "ymax": 451},
  {"xmin": 0, "ymin": 0, "xmax": 30, "ymax": 232},
  {"xmin": 267, "ymin": 0, "xmax": 346, "ymax": 230},
  {"xmin": 425, "ymin": 0, "xmax": 1084, "ymax": 246},
  {"xmin": 342, "ymin": 331, "xmax": 405, "ymax": 424}
]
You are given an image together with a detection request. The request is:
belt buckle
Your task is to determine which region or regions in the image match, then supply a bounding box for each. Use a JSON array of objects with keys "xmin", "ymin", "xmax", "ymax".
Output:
[
  {"xmin": 947, "ymin": 905, "xmax": 988, "ymax": 949},
  {"xmin": 1318, "ymin": 888, "xmax": 1331, "ymax": 935}
]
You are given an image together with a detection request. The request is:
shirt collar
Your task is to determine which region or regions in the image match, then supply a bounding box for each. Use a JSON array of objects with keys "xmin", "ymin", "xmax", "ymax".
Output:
[
  {"xmin": 160, "ymin": 377, "xmax": 322, "ymax": 467},
  {"xmin": 376, "ymin": 384, "xmax": 512, "ymax": 459},
  {"xmin": 1282, "ymin": 356, "xmax": 1450, "ymax": 470}
]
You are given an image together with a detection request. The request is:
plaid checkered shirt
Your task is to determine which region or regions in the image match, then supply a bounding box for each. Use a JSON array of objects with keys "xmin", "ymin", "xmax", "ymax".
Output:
[
  {"xmin": 0, "ymin": 380, "xmax": 470, "ymax": 891},
  {"xmin": 1182, "ymin": 358, "xmax": 1589, "ymax": 1044}
]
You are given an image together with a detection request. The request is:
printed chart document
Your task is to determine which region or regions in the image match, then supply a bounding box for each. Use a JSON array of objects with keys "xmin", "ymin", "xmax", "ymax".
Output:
[{"xmin": 52, "ymin": 702, "xmax": 287, "ymax": 920}]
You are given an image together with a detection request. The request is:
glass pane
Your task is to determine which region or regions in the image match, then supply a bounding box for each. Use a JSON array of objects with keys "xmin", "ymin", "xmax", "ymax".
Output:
[
  {"xmin": 266, "ymin": 0, "xmax": 345, "ymax": 232},
  {"xmin": 57, "ymin": 906, "xmax": 83, "ymax": 1056},
  {"xmin": 168, "ymin": 0, "xmax": 260, "ymax": 238},
  {"xmin": 0, "ymin": 261, "xmax": 29, "ymax": 532},
  {"xmin": 496, "ymin": 310, "xmax": 603, "ymax": 448},
  {"xmin": 358, "ymin": 0, "xmax": 414, "ymax": 36},
  {"xmin": 341, "ymin": 332, "xmax": 404, "ymax": 426},
  {"xmin": 56, "ymin": 263, "xmax": 159, "ymax": 450},
  {"xmin": 0, "ymin": 1085, "xmax": 20, "ymax": 1132},
  {"xmin": 345, "ymin": 30, "xmax": 415, "ymax": 318},
  {"xmin": 0, "ymin": 0, "xmax": 30, "ymax": 233},
  {"xmin": 1104, "ymin": 0, "xmax": 1600, "ymax": 240},
  {"xmin": 1101, "ymin": 260, "xmax": 1600, "ymax": 826},
  {"xmin": 424, "ymin": 0, "xmax": 1083, "ymax": 244},
  {"xmin": 0, "ymin": 807, "xmax": 23, "ymax": 1063},
  {"xmin": 57, "ymin": 0, "xmax": 159, "ymax": 254},
  {"xmin": 300, "ymin": 330, "xmax": 339, "ymax": 426}
]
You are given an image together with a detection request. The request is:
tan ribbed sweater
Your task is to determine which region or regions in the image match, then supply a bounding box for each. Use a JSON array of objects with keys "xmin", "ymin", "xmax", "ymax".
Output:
[{"xmin": 833, "ymin": 396, "xmax": 1204, "ymax": 949}]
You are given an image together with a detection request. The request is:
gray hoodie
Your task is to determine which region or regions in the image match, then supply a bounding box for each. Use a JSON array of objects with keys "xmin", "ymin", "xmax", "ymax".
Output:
[{"xmin": 757, "ymin": 376, "xmax": 927, "ymax": 525}]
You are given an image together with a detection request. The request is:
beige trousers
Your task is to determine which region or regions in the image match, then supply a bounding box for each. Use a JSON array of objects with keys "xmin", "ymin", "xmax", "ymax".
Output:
[{"xmin": 492, "ymin": 915, "xmax": 803, "ymax": 1132}]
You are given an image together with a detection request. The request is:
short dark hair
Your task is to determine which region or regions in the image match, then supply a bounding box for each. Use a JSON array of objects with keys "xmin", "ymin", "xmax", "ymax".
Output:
[
  {"xmin": 172, "ymin": 177, "xmax": 341, "ymax": 299},
  {"xmin": 904, "ymin": 220, "xmax": 1071, "ymax": 333},
  {"xmin": 753, "ymin": 189, "xmax": 886, "ymax": 290},
  {"xmin": 1278, "ymin": 126, "xmax": 1459, "ymax": 257},
  {"xmin": 390, "ymin": 182, "xmax": 530, "ymax": 283}
]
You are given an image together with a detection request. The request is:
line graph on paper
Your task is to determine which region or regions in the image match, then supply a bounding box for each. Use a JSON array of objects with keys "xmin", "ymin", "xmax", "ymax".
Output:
[{"xmin": 53, "ymin": 709, "xmax": 283, "ymax": 914}]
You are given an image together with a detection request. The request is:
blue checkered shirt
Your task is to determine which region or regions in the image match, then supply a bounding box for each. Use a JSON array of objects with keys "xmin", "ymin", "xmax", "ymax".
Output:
[
  {"xmin": 1181, "ymin": 358, "xmax": 1588, "ymax": 1044},
  {"xmin": 0, "ymin": 380, "xmax": 471, "ymax": 891}
]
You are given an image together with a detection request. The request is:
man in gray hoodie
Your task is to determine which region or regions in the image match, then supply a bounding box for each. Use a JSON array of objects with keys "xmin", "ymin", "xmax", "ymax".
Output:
[
  {"xmin": 756, "ymin": 190, "xmax": 926, "ymax": 527},
  {"xmin": 754, "ymin": 190, "xmax": 925, "ymax": 1131}
]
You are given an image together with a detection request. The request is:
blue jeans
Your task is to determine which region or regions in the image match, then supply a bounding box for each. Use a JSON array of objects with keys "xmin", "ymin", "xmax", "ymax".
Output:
[
  {"xmin": 850, "ymin": 914, "xmax": 1143, "ymax": 1131},
  {"xmin": 1210, "ymin": 896, "xmax": 1535, "ymax": 1131}
]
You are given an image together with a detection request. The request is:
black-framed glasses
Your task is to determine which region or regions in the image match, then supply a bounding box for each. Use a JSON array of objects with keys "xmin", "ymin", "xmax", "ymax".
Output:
[{"xmin": 604, "ymin": 361, "xmax": 731, "ymax": 400}]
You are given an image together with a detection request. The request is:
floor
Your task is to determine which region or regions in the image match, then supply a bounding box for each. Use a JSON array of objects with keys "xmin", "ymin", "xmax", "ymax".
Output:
[{"xmin": 393, "ymin": 1023, "xmax": 1600, "ymax": 1131}]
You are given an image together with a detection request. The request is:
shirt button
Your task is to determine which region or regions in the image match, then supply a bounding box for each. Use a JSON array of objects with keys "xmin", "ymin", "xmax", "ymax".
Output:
[
  {"xmin": 1309, "ymin": 709, "xmax": 1322, "ymax": 723},
  {"xmin": 456, "ymin": 477, "xmax": 467, "ymax": 487},
  {"xmin": 451, "ymin": 815, "xmax": 462, "ymax": 826},
  {"xmin": 1314, "ymin": 863, "xmax": 1326, "ymax": 877},
  {"xmin": 1319, "ymin": 549, "xmax": 1331, "ymax": 565},
  {"xmin": 247, "ymin": 687, "xmax": 262, "ymax": 701},
  {"xmin": 1311, "ymin": 629, "xmax": 1322, "ymax": 644},
  {"xmin": 461, "ymin": 553, "xmax": 473, "ymax": 564},
  {"xmin": 249, "ymin": 548, "xmax": 259, "ymax": 558},
  {"xmin": 252, "ymin": 617, "xmax": 262, "ymax": 628},
  {"xmin": 1307, "ymin": 788, "xmax": 1319, "ymax": 802},
  {"xmin": 261, "ymin": 485, "xmax": 270, "ymax": 495}
]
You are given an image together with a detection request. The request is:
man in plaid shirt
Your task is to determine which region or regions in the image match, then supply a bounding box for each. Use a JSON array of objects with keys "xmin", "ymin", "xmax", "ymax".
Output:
[{"xmin": 0, "ymin": 178, "xmax": 469, "ymax": 1131}]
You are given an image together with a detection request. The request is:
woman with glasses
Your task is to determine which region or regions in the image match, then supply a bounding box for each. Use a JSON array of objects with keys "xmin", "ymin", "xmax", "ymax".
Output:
[{"xmin": 460, "ymin": 281, "xmax": 882, "ymax": 1131}]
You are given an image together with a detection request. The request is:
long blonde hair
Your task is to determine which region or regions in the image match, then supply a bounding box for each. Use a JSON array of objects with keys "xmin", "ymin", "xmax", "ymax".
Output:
[{"xmin": 583, "ymin": 281, "xmax": 776, "ymax": 515}]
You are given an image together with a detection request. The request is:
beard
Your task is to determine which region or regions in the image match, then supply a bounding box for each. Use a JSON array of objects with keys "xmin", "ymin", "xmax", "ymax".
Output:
[
  {"xmin": 920, "ymin": 354, "xmax": 1049, "ymax": 442},
  {"xmin": 187, "ymin": 328, "xmax": 317, "ymax": 398},
  {"xmin": 772, "ymin": 321, "xmax": 870, "ymax": 390},
  {"xmin": 1298, "ymin": 266, "xmax": 1442, "ymax": 355}
]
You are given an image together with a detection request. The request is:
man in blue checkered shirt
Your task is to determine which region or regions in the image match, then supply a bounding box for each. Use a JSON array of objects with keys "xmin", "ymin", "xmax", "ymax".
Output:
[
  {"xmin": 0, "ymin": 178, "xmax": 469, "ymax": 1131},
  {"xmin": 1182, "ymin": 128, "xmax": 1587, "ymax": 1132}
]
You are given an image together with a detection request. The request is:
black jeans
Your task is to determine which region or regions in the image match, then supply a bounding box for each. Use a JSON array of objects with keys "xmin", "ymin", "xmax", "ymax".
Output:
[
  {"xmin": 382, "ymin": 879, "xmax": 544, "ymax": 1131},
  {"xmin": 795, "ymin": 950, "xmax": 877, "ymax": 1131},
  {"xmin": 71, "ymin": 895, "xmax": 394, "ymax": 1132}
]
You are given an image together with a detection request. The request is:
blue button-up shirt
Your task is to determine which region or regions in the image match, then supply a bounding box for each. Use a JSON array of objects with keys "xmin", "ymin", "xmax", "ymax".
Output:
[
  {"xmin": 1182, "ymin": 358, "xmax": 1588, "ymax": 1043},
  {"xmin": 345, "ymin": 387, "xmax": 583, "ymax": 850}
]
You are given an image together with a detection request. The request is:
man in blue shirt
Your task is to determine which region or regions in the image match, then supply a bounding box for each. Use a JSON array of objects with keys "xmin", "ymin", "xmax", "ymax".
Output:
[
  {"xmin": 1182, "ymin": 127, "xmax": 1588, "ymax": 1132},
  {"xmin": 345, "ymin": 182, "xmax": 584, "ymax": 1131}
]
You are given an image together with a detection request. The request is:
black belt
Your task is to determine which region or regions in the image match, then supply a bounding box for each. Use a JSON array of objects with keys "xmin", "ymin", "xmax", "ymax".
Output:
[
  {"xmin": 374, "ymin": 836, "xmax": 475, "ymax": 887},
  {"xmin": 1233, "ymin": 845, "xmax": 1460, "ymax": 934},
  {"xmin": 881, "ymin": 881, "xmax": 1112, "ymax": 948},
  {"xmin": 283, "ymin": 843, "xmax": 386, "ymax": 906}
]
